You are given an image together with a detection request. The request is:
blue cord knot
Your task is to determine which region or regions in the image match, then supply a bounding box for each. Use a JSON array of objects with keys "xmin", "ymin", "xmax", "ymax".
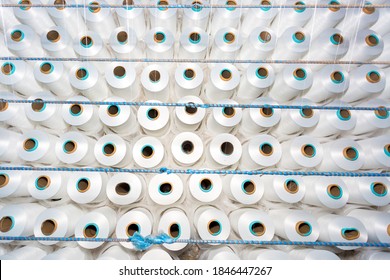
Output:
[
  {"xmin": 129, "ymin": 232, "xmax": 174, "ymax": 251},
  {"xmin": 159, "ymin": 167, "xmax": 168, "ymax": 173}
]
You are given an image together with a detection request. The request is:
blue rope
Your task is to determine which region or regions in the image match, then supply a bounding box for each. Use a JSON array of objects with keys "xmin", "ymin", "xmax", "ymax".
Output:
[
  {"xmin": 1, "ymin": 99, "xmax": 388, "ymax": 112},
  {"xmin": 0, "ymin": 234, "xmax": 389, "ymax": 250},
  {"xmin": 0, "ymin": 166, "xmax": 388, "ymax": 178},
  {"xmin": 1, "ymin": 56, "xmax": 389, "ymax": 65}
]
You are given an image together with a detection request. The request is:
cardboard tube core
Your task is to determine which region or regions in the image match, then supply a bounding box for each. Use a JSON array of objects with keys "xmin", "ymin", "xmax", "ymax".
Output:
[
  {"xmin": 242, "ymin": 180, "xmax": 256, "ymax": 195},
  {"xmin": 36, "ymin": 176, "xmax": 50, "ymax": 189},
  {"xmin": 88, "ymin": 1, "xmax": 101, "ymax": 13},
  {"xmin": 302, "ymin": 144, "xmax": 315, "ymax": 157},
  {"xmin": 113, "ymin": 66, "xmax": 126, "ymax": 78},
  {"xmin": 224, "ymin": 32, "xmax": 235, "ymax": 43},
  {"xmin": 366, "ymin": 71, "xmax": 380, "ymax": 83},
  {"xmin": 185, "ymin": 103, "xmax": 198, "ymax": 114},
  {"xmin": 385, "ymin": 144, "xmax": 390, "ymax": 155},
  {"xmin": 70, "ymin": 104, "xmax": 82, "ymax": 115},
  {"xmin": 342, "ymin": 228, "xmax": 360, "ymax": 240},
  {"xmin": 169, "ymin": 223, "xmax": 180, "ymax": 238},
  {"xmin": 365, "ymin": 35, "xmax": 379, "ymax": 46},
  {"xmin": 220, "ymin": 69, "xmax": 232, "ymax": 81},
  {"xmin": 147, "ymin": 108, "xmax": 159, "ymax": 119},
  {"xmin": 260, "ymin": 107, "xmax": 273, "ymax": 117},
  {"xmin": 284, "ymin": 179, "xmax": 299, "ymax": 194},
  {"xmin": 31, "ymin": 99, "xmax": 45, "ymax": 112},
  {"xmin": 149, "ymin": 70, "xmax": 161, "ymax": 82},
  {"xmin": 64, "ymin": 140, "xmax": 77, "ymax": 154},
  {"xmin": 294, "ymin": 68, "xmax": 306, "ymax": 80},
  {"xmin": 222, "ymin": 107, "xmax": 235, "ymax": 118},
  {"xmin": 374, "ymin": 107, "xmax": 388, "ymax": 118},
  {"xmin": 260, "ymin": 143, "xmax": 273, "ymax": 156},
  {"xmin": 76, "ymin": 68, "xmax": 88, "ymax": 80},
  {"xmin": 363, "ymin": 5, "xmax": 375, "ymax": 14},
  {"xmin": 0, "ymin": 174, "xmax": 9, "ymax": 188},
  {"xmin": 46, "ymin": 30, "xmax": 60, "ymax": 42},
  {"xmin": 83, "ymin": 224, "xmax": 98, "ymax": 238},
  {"xmin": 126, "ymin": 223, "xmax": 139, "ymax": 237},
  {"xmin": 338, "ymin": 109, "xmax": 351, "ymax": 120},
  {"xmin": 11, "ymin": 30, "xmax": 23, "ymax": 41},
  {"xmin": 107, "ymin": 105, "xmax": 120, "ymax": 116},
  {"xmin": 257, "ymin": 67, "xmax": 268, "ymax": 78},
  {"xmin": 328, "ymin": 0, "xmax": 340, "ymax": 11},
  {"xmin": 296, "ymin": 221, "xmax": 311, "ymax": 236},
  {"xmin": 189, "ymin": 32, "xmax": 201, "ymax": 43},
  {"xmin": 251, "ymin": 222, "xmax": 265, "ymax": 236},
  {"xmin": 331, "ymin": 71, "xmax": 344, "ymax": 83},
  {"xmin": 294, "ymin": 31, "xmax": 305, "ymax": 41},
  {"xmin": 259, "ymin": 31, "xmax": 271, "ymax": 42},
  {"xmin": 54, "ymin": 0, "xmax": 66, "ymax": 9},
  {"xmin": 200, "ymin": 179, "xmax": 212, "ymax": 191},
  {"xmin": 327, "ymin": 184, "xmax": 342, "ymax": 198},
  {"xmin": 103, "ymin": 143, "xmax": 116, "ymax": 156},
  {"xmin": 142, "ymin": 145, "xmax": 154, "ymax": 158},
  {"xmin": 77, "ymin": 178, "xmax": 90, "ymax": 193},
  {"xmin": 208, "ymin": 220, "xmax": 221, "ymax": 235},
  {"xmin": 80, "ymin": 36, "xmax": 93, "ymax": 47},
  {"xmin": 181, "ymin": 140, "xmax": 194, "ymax": 154},
  {"xmin": 41, "ymin": 219, "xmax": 57, "ymax": 236},
  {"xmin": 0, "ymin": 216, "xmax": 13, "ymax": 233},
  {"xmin": 24, "ymin": 138, "xmax": 37, "ymax": 151},
  {"xmin": 372, "ymin": 182, "xmax": 387, "ymax": 196},
  {"xmin": 387, "ymin": 224, "xmax": 390, "ymax": 236},
  {"xmin": 184, "ymin": 68, "xmax": 195, "ymax": 79},
  {"xmin": 220, "ymin": 142, "xmax": 234, "ymax": 155},
  {"xmin": 117, "ymin": 31, "xmax": 128, "ymax": 43},
  {"xmin": 0, "ymin": 100, "xmax": 8, "ymax": 112},
  {"xmin": 123, "ymin": 0, "xmax": 134, "ymax": 5},
  {"xmin": 294, "ymin": 1, "xmax": 305, "ymax": 12},
  {"xmin": 300, "ymin": 108, "xmax": 313, "ymax": 118},
  {"xmin": 40, "ymin": 63, "xmax": 53, "ymax": 74},
  {"xmin": 115, "ymin": 182, "xmax": 130, "ymax": 195},
  {"xmin": 1, "ymin": 63, "xmax": 14, "ymax": 75},
  {"xmin": 343, "ymin": 147, "xmax": 358, "ymax": 160},
  {"xmin": 154, "ymin": 32, "xmax": 165, "ymax": 43},
  {"xmin": 159, "ymin": 183, "xmax": 172, "ymax": 194}
]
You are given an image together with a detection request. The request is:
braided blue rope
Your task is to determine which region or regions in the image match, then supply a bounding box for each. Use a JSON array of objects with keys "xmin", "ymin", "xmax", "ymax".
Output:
[
  {"xmin": 1, "ymin": 56, "xmax": 389, "ymax": 65},
  {"xmin": 0, "ymin": 166, "xmax": 388, "ymax": 177},
  {"xmin": 1, "ymin": 99, "xmax": 389, "ymax": 112},
  {"xmin": 0, "ymin": 234, "xmax": 389, "ymax": 250}
]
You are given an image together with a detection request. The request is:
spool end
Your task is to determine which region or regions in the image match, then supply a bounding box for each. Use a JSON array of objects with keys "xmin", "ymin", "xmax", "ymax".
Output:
[
  {"xmin": 301, "ymin": 144, "xmax": 316, "ymax": 158},
  {"xmin": 250, "ymin": 221, "xmax": 265, "ymax": 236},
  {"xmin": 259, "ymin": 31, "xmax": 271, "ymax": 43},
  {"xmin": 220, "ymin": 141, "xmax": 234, "ymax": 155},
  {"xmin": 23, "ymin": 138, "xmax": 38, "ymax": 152},
  {"xmin": 185, "ymin": 103, "xmax": 198, "ymax": 115},
  {"xmin": 169, "ymin": 223, "xmax": 180, "ymax": 238},
  {"xmin": 242, "ymin": 180, "xmax": 256, "ymax": 195},
  {"xmin": 115, "ymin": 182, "xmax": 131, "ymax": 196},
  {"xmin": 343, "ymin": 147, "xmax": 358, "ymax": 161},
  {"xmin": 220, "ymin": 69, "xmax": 232, "ymax": 81},
  {"xmin": 149, "ymin": 70, "xmax": 161, "ymax": 82},
  {"xmin": 41, "ymin": 219, "xmax": 57, "ymax": 236},
  {"xmin": 259, "ymin": 143, "xmax": 273, "ymax": 156},
  {"xmin": 223, "ymin": 32, "xmax": 235, "ymax": 44},
  {"xmin": 366, "ymin": 71, "xmax": 381, "ymax": 83},
  {"xmin": 284, "ymin": 179, "xmax": 299, "ymax": 194},
  {"xmin": 46, "ymin": 30, "xmax": 60, "ymax": 42},
  {"xmin": 35, "ymin": 176, "xmax": 51, "ymax": 190},
  {"xmin": 207, "ymin": 220, "xmax": 222, "ymax": 236},
  {"xmin": 154, "ymin": 32, "xmax": 166, "ymax": 43},
  {"xmin": 117, "ymin": 31, "xmax": 128, "ymax": 44},
  {"xmin": 77, "ymin": 178, "xmax": 90, "ymax": 193},
  {"xmin": 159, "ymin": 182, "xmax": 172, "ymax": 195},
  {"xmin": 126, "ymin": 223, "xmax": 140, "ymax": 237},
  {"xmin": 296, "ymin": 221, "xmax": 312, "ymax": 236},
  {"xmin": 222, "ymin": 107, "xmax": 235, "ymax": 118},
  {"xmin": 181, "ymin": 140, "xmax": 194, "ymax": 154},
  {"xmin": 0, "ymin": 174, "xmax": 9, "ymax": 188},
  {"xmin": 0, "ymin": 216, "xmax": 13, "ymax": 233},
  {"xmin": 107, "ymin": 105, "xmax": 120, "ymax": 117},
  {"xmin": 103, "ymin": 143, "xmax": 116, "ymax": 156},
  {"xmin": 341, "ymin": 228, "xmax": 360, "ymax": 240},
  {"xmin": 83, "ymin": 223, "xmax": 98, "ymax": 238},
  {"xmin": 141, "ymin": 145, "xmax": 154, "ymax": 158},
  {"xmin": 200, "ymin": 178, "xmax": 212, "ymax": 192},
  {"xmin": 63, "ymin": 140, "xmax": 77, "ymax": 154}
]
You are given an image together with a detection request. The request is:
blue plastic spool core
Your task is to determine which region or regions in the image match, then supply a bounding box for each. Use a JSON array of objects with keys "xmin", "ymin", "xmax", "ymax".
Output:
[
  {"xmin": 331, "ymin": 71, "xmax": 344, "ymax": 84},
  {"xmin": 337, "ymin": 109, "xmax": 351, "ymax": 121},
  {"xmin": 117, "ymin": 31, "xmax": 128, "ymax": 45},
  {"xmin": 126, "ymin": 223, "xmax": 140, "ymax": 237},
  {"xmin": 330, "ymin": 33, "xmax": 344, "ymax": 45},
  {"xmin": 293, "ymin": 68, "xmax": 306, "ymax": 81},
  {"xmin": 256, "ymin": 67, "xmax": 268, "ymax": 79},
  {"xmin": 10, "ymin": 29, "xmax": 24, "ymax": 42},
  {"xmin": 80, "ymin": 36, "xmax": 93, "ymax": 48},
  {"xmin": 374, "ymin": 107, "xmax": 389, "ymax": 119},
  {"xmin": 294, "ymin": 1, "xmax": 306, "ymax": 13},
  {"xmin": 0, "ymin": 216, "xmax": 15, "ymax": 233},
  {"xmin": 69, "ymin": 104, "xmax": 83, "ymax": 116},
  {"xmin": 159, "ymin": 182, "xmax": 173, "ymax": 195},
  {"xmin": 18, "ymin": 0, "xmax": 31, "ymax": 11},
  {"xmin": 301, "ymin": 144, "xmax": 316, "ymax": 158},
  {"xmin": 191, "ymin": 0, "xmax": 203, "ymax": 12},
  {"xmin": 113, "ymin": 66, "xmax": 126, "ymax": 79},
  {"xmin": 370, "ymin": 182, "xmax": 388, "ymax": 197},
  {"xmin": 296, "ymin": 221, "xmax": 312, "ymax": 236},
  {"xmin": 327, "ymin": 184, "xmax": 343, "ymax": 200},
  {"xmin": 168, "ymin": 223, "xmax": 181, "ymax": 239},
  {"xmin": 1, "ymin": 62, "xmax": 15, "ymax": 76},
  {"xmin": 242, "ymin": 180, "xmax": 256, "ymax": 195},
  {"xmin": 208, "ymin": 220, "xmax": 222, "ymax": 236},
  {"xmin": 249, "ymin": 221, "xmax": 266, "ymax": 236},
  {"xmin": 154, "ymin": 32, "xmax": 166, "ymax": 44},
  {"xmin": 343, "ymin": 147, "xmax": 359, "ymax": 161},
  {"xmin": 260, "ymin": 0, "xmax": 271, "ymax": 11},
  {"xmin": 292, "ymin": 31, "xmax": 305, "ymax": 43},
  {"xmin": 199, "ymin": 178, "xmax": 213, "ymax": 192},
  {"xmin": 189, "ymin": 32, "xmax": 201, "ymax": 44},
  {"xmin": 31, "ymin": 98, "xmax": 46, "ymax": 112},
  {"xmin": 103, "ymin": 142, "xmax": 116, "ymax": 156},
  {"xmin": 341, "ymin": 228, "xmax": 360, "ymax": 240},
  {"xmin": 258, "ymin": 30, "xmax": 272, "ymax": 43},
  {"xmin": 225, "ymin": 0, "xmax": 237, "ymax": 11},
  {"xmin": 123, "ymin": 0, "xmax": 133, "ymax": 10},
  {"xmin": 23, "ymin": 138, "xmax": 38, "ymax": 152},
  {"xmin": 40, "ymin": 62, "xmax": 54, "ymax": 75},
  {"xmin": 63, "ymin": 140, "xmax": 77, "ymax": 154},
  {"xmin": 183, "ymin": 68, "xmax": 195, "ymax": 80},
  {"xmin": 157, "ymin": 0, "xmax": 169, "ymax": 11},
  {"xmin": 0, "ymin": 173, "xmax": 9, "ymax": 188},
  {"xmin": 35, "ymin": 175, "xmax": 51, "ymax": 191},
  {"xmin": 88, "ymin": 1, "xmax": 101, "ymax": 13},
  {"xmin": 384, "ymin": 145, "xmax": 390, "ymax": 157},
  {"xmin": 83, "ymin": 223, "xmax": 99, "ymax": 238},
  {"xmin": 76, "ymin": 68, "xmax": 89, "ymax": 80},
  {"xmin": 76, "ymin": 178, "xmax": 90, "ymax": 193}
]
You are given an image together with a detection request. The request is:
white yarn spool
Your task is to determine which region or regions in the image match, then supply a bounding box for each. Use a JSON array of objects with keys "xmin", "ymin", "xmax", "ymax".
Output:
[
  {"xmin": 0, "ymin": 93, "xmax": 33, "ymax": 129},
  {"xmin": 174, "ymin": 96, "xmax": 206, "ymax": 131},
  {"xmin": 223, "ymin": 174, "xmax": 264, "ymax": 205},
  {"xmin": 358, "ymin": 135, "xmax": 390, "ymax": 170},
  {"xmin": 149, "ymin": 0, "xmax": 178, "ymax": 35},
  {"xmin": 174, "ymin": 63, "xmax": 204, "ymax": 98},
  {"xmin": 206, "ymin": 99, "xmax": 242, "ymax": 134},
  {"xmin": 116, "ymin": 0, "xmax": 146, "ymax": 39},
  {"xmin": 262, "ymin": 175, "xmax": 305, "ymax": 203}
]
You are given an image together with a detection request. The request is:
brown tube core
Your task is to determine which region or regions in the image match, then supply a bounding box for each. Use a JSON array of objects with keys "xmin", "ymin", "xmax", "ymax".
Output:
[
  {"xmin": 220, "ymin": 142, "xmax": 234, "ymax": 155},
  {"xmin": 149, "ymin": 70, "xmax": 161, "ymax": 82},
  {"xmin": 169, "ymin": 223, "xmax": 180, "ymax": 238},
  {"xmin": 80, "ymin": 36, "xmax": 92, "ymax": 47},
  {"xmin": 115, "ymin": 182, "xmax": 130, "ymax": 195},
  {"xmin": 387, "ymin": 224, "xmax": 390, "ymax": 236},
  {"xmin": 83, "ymin": 224, "xmax": 98, "ymax": 238},
  {"xmin": 328, "ymin": 184, "xmax": 341, "ymax": 197},
  {"xmin": 302, "ymin": 144, "xmax": 315, "ymax": 157},
  {"xmin": 185, "ymin": 103, "xmax": 198, "ymax": 114},
  {"xmin": 294, "ymin": 68, "xmax": 306, "ymax": 79},
  {"xmin": 339, "ymin": 109, "xmax": 351, "ymax": 119},
  {"xmin": 375, "ymin": 107, "xmax": 388, "ymax": 118},
  {"xmin": 107, "ymin": 105, "xmax": 120, "ymax": 116},
  {"xmin": 373, "ymin": 182, "xmax": 387, "ymax": 196},
  {"xmin": 366, "ymin": 35, "xmax": 379, "ymax": 46},
  {"xmin": 77, "ymin": 178, "xmax": 90, "ymax": 193},
  {"xmin": 301, "ymin": 108, "xmax": 313, "ymax": 118},
  {"xmin": 284, "ymin": 180, "xmax": 299, "ymax": 194},
  {"xmin": 224, "ymin": 32, "xmax": 235, "ymax": 43},
  {"xmin": 181, "ymin": 140, "xmax": 194, "ymax": 154},
  {"xmin": 126, "ymin": 223, "xmax": 139, "ymax": 237},
  {"xmin": 328, "ymin": 0, "xmax": 340, "ymax": 11},
  {"xmin": 251, "ymin": 222, "xmax": 265, "ymax": 236},
  {"xmin": 70, "ymin": 104, "xmax": 82, "ymax": 115},
  {"xmin": 363, "ymin": 6, "xmax": 375, "ymax": 14},
  {"xmin": 46, "ymin": 30, "xmax": 60, "ymax": 42},
  {"xmin": 76, "ymin": 68, "xmax": 88, "ymax": 80},
  {"xmin": 123, "ymin": 0, "xmax": 134, "ymax": 5},
  {"xmin": 0, "ymin": 217, "xmax": 13, "ymax": 233},
  {"xmin": 11, "ymin": 30, "xmax": 23, "ymax": 42},
  {"xmin": 36, "ymin": 176, "xmax": 50, "ymax": 189},
  {"xmin": 103, "ymin": 143, "xmax": 116, "ymax": 156},
  {"xmin": 222, "ymin": 107, "xmax": 235, "ymax": 118},
  {"xmin": 208, "ymin": 220, "xmax": 221, "ymax": 235},
  {"xmin": 366, "ymin": 71, "xmax": 380, "ymax": 83},
  {"xmin": 31, "ymin": 99, "xmax": 45, "ymax": 112},
  {"xmin": 23, "ymin": 138, "xmax": 37, "ymax": 151},
  {"xmin": 41, "ymin": 219, "xmax": 57, "ymax": 236},
  {"xmin": 89, "ymin": 1, "xmax": 101, "ymax": 13},
  {"xmin": 142, "ymin": 145, "xmax": 154, "ymax": 158},
  {"xmin": 342, "ymin": 229, "xmax": 360, "ymax": 240},
  {"xmin": 200, "ymin": 179, "xmax": 212, "ymax": 191},
  {"xmin": 159, "ymin": 183, "xmax": 172, "ymax": 194},
  {"xmin": 184, "ymin": 68, "xmax": 195, "ymax": 79},
  {"xmin": 189, "ymin": 32, "xmax": 200, "ymax": 42},
  {"xmin": 296, "ymin": 221, "xmax": 311, "ymax": 236},
  {"xmin": 331, "ymin": 71, "xmax": 343, "ymax": 82},
  {"xmin": 0, "ymin": 100, "xmax": 8, "ymax": 112},
  {"xmin": 260, "ymin": 143, "xmax": 273, "ymax": 156},
  {"xmin": 331, "ymin": 33, "xmax": 344, "ymax": 45},
  {"xmin": 259, "ymin": 31, "xmax": 271, "ymax": 42},
  {"xmin": 1, "ymin": 63, "xmax": 14, "ymax": 75},
  {"xmin": 243, "ymin": 180, "xmax": 255, "ymax": 195},
  {"xmin": 64, "ymin": 140, "xmax": 77, "ymax": 154},
  {"xmin": 54, "ymin": 0, "xmax": 66, "ymax": 10},
  {"xmin": 220, "ymin": 69, "xmax": 232, "ymax": 81},
  {"xmin": 40, "ymin": 63, "xmax": 53, "ymax": 74},
  {"xmin": 0, "ymin": 174, "xmax": 9, "ymax": 188},
  {"xmin": 154, "ymin": 32, "xmax": 165, "ymax": 43},
  {"xmin": 117, "ymin": 31, "xmax": 128, "ymax": 43},
  {"xmin": 257, "ymin": 67, "xmax": 268, "ymax": 78},
  {"xmin": 260, "ymin": 107, "xmax": 273, "ymax": 117},
  {"xmin": 385, "ymin": 144, "xmax": 390, "ymax": 155},
  {"xmin": 147, "ymin": 108, "xmax": 159, "ymax": 119},
  {"xmin": 113, "ymin": 66, "xmax": 126, "ymax": 78},
  {"xmin": 294, "ymin": 1, "xmax": 305, "ymax": 12},
  {"xmin": 343, "ymin": 147, "xmax": 357, "ymax": 160},
  {"xmin": 227, "ymin": 0, "xmax": 236, "ymax": 6},
  {"xmin": 294, "ymin": 31, "xmax": 305, "ymax": 41}
]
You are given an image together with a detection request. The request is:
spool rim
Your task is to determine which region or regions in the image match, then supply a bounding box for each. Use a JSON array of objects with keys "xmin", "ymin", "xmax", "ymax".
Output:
[
  {"xmin": 126, "ymin": 222, "xmax": 140, "ymax": 237},
  {"xmin": 220, "ymin": 69, "xmax": 232, "ymax": 81},
  {"xmin": 10, "ymin": 29, "xmax": 24, "ymax": 42},
  {"xmin": 102, "ymin": 142, "xmax": 116, "ymax": 157},
  {"xmin": 76, "ymin": 68, "xmax": 89, "ymax": 80},
  {"xmin": 40, "ymin": 62, "xmax": 54, "ymax": 74},
  {"xmin": 189, "ymin": 32, "xmax": 201, "ymax": 44},
  {"xmin": 88, "ymin": 1, "xmax": 101, "ymax": 13},
  {"xmin": 154, "ymin": 32, "xmax": 166, "ymax": 43},
  {"xmin": 366, "ymin": 71, "xmax": 381, "ymax": 83},
  {"xmin": 299, "ymin": 107, "xmax": 314, "ymax": 118},
  {"xmin": 249, "ymin": 221, "xmax": 266, "ymax": 236},
  {"xmin": 31, "ymin": 98, "xmax": 46, "ymax": 112},
  {"xmin": 301, "ymin": 144, "xmax": 316, "ymax": 158},
  {"xmin": 370, "ymin": 182, "xmax": 388, "ymax": 197},
  {"xmin": 107, "ymin": 105, "xmax": 121, "ymax": 117},
  {"xmin": 374, "ymin": 107, "xmax": 389, "ymax": 119},
  {"xmin": 259, "ymin": 142, "xmax": 273, "ymax": 156},
  {"xmin": 41, "ymin": 219, "xmax": 58, "ymax": 236},
  {"xmin": 330, "ymin": 71, "xmax": 344, "ymax": 84},
  {"xmin": 256, "ymin": 67, "xmax": 269, "ymax": 79},
  {"xmin": 295, "ymin": 221, "xmax": 312, "ymax": 236},
  {"xmin": 35, "ymin": 175, "xmax": 51, "ymax": 190},
  {"xmin": 328, "ymin": 0, "xmax": 340, "ymax": 12},
  {"xmin": 0, "ymin": 99, "xmax": 9, "ymax": 112},
  {"xmin": 147, "ymin": 108, "xmax": 160, "ymax": 120},
  {"xmin": 70, "ymin": 104, "xmax": 83, "ymax": 116},
  {"xmin": 241, "ymin": 180, "xmax": 256, "ymax": 195},
  {"xmin": 0, "ymin": 216, "xmax": 14, "ymax": 233},
  {"xmin": 23, "ymin": 138, "xmax": 38, "ymax": 152},
  {"xmin": 168, "ymin": 222, "xmax": 181, "ymax": 239},
  {"xmin": 46, "ymin": 30, "xmax": 61, "ymax": 42},
  {"xmin": 207, "ymin": 219, "xmax": 222, "ymax": 236},
  {"xmin": 222, "ymin": 107, "xmax": 236, "ymax": 118},
  {"xmin": 19, "ymin": 0, "xmax": 32, "ymax": 10},
  {"xmin": 260, "ymin": 106, "xmax": 274, "ymax": 117},
  {"xmin": 158, "ymin": 182, "xmax": 173, "ymax": 195},
  {"xmin": 225, "ymin": 0, "xmax": 237, "ymax": 11},
  {"xmin": 284, "ymin": 179, "xmax": 299, "ymax": 194},
  {"xmin": 223, "ymin": 32, "xmax": 235, "ymax": 44},
  {"xmin": 123, "ymin": 0, "xmax": 134, "ymax": 10},
  {"xmin": 113, "ymin": 66, "xmax": 126, "ymax": 79},
  {"xmin": 80, "ymin": 36, "xmax": 93, "ymax": 48},
  {"xmin": 330, "ymin": 33, "xmax": 344, "ymax": 45},
  {"xmin": 341, "ymin": 228, "xmax": 360, "ymax": 240},
  {"xmin": 384, "ymin": 144, "xmax": 390, "ymax": 157},
  {"xmin": 343, "ymin": 146, "xmax": 359, "ymax": 161},
  {"xmin": 63, "ymin": 140, "xmax": 77, "ymax": 154},
  {"xmin": 157, "ymin": 0, "xmax": 169, "ymax": 11},
  {"xmin": 191, "ymin": 1, "xmax": 203, "ymax": 12},
  {"xmin": 199, "ymin": 178, "xmax": 213, "ymax": 192},
  {"xmin": 115, "ymin": 182, "xmax": 131, "ymax": 196},
  {"xmin": 294, "ymin": 1, "xmax": 306, "ymax": 13},
  {"xmin": 362, "ymin": 4, "xmax": 375, "ymax": 14},
  {"xmin": 1, "ymin": 62, "xmax": 15, "ymax": 76},
  {"xmin": 327, "ymin": 184, "xmax": 343, "ymax": 200},
  {"xmin": 258, "ymin": 30, "xmax": 272, "ymax": 43},
  {"xmin": 292, "ymin": 31, "xmax": 305, "ymax": 43},
  {"xmin": 76, "ymin": 177, "xmax": 91, "ymax": 193},
  {"xmin": 141, "ymin": 145, "xmax": 154, "ymax": 159},
  {"xmin": 337, "ymin": 109, "xmax": 351, "ymax": 121},
  {"xmin": 293, "ymin": 68, "xmax": 307, "ymax": 81},
  {"xmin": 183, "ymin": 68, "xmax": 196, "ymax": 80},
  {"xmin": 117, "ymin": 31, "xmax": 128, "ymax": 44},
  {"xmin": 365, "ymin": 34, "xmax": 379, "ymax": 47},
  {"xmin": 0, "ymin": 174, "xmax": 10, "ymax": 188},
  {"xmin": 83, "ymin": 223, "xmax": 99, "ymax": 238}
]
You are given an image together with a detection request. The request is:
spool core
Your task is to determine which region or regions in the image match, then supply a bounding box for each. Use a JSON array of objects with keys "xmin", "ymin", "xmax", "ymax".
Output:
[
  {"xmin": 88, "ymin": 1, "xmax": 101, "ymax": 13},
  {"xmin": 294, "ymin": 1, "xmax": 305, "ymax": 12},
  {"xmin": 181, "ymin": 140, "xmax": 194, "ymax": 154},
  {"xmin": 113, "ymin": 66, "xmax": 126, "ymax": 78},
  {"xmin": 126, "ymin": 223, "xmax": 139, "ymax": 237},
  {"xmin": 242, "ymin": 180, "xmax": 256, "ymax": 195},
  {"xmin": 327, "ymin": 184, "xmax": 342, "ymax": 199},
  {"xmin": 147, "ymin": 108, "xmax": 159, "ymax": 119},
  {"xmin": 0, "ymin": 174, "xmax": 9, "ymax": 188},
  {"xmin": 117, "ymin": 31, "xmax": 128, "ymax": 44},
  {"xmin": 77, "ymin": 178, "xmax": 90, "ymax": 193},
  {"xmin": 259, "ymin": 31, "xmax": 271, "ymax": 43},
  {"xmin": 103, "ymin": 143, "xmax": 116, "ymax": 156},
  {"xmin": 107, "ymin": 105, "xmax": 120, "ymax": 116},
  {"xmin": 301, "ymin": 144, "xmax": 316, "ymax": 158},
  {"xmin": 76, "ymin": 68, "xmax": 88, "ymax": 80},
  {"xmin": 331, "ymin": 71, "xmax": 344, "ymax": 83},
  {"xmin": 31, "ymin": 99, "xmax": 45, "ymax": 112},
  {"xmin": 366, "ymin": 71, "xmax": 380, "ymax": 83},
  {"xmin": 23, "ymin": 138, "xmax": 37, "ymax": 151},
  {"xmin": 260, "ymin": 107, "xmax": 273, "ymax": 117},
  {"xmin": 83, "ymin": 224, "xmax": 98, "ymax": 238},
  {"xmin": 220, "ymin": 142, "xmax": 234, "ymax": 155},
  {"xmin": 40, "ymin": 63, "xmax": 53, "ymax": 74},
  {"xmin": 338, "ymin": 109, "xmax": 351, "ymax": 120},
  {"xmin": 158, "ymin": 0, "xmax": 169, "ymax": 11},
  {"xmin": 224, "ymin": 32, "xmax": 235, "ymax": 43},
  {"xmin": 365, "ymin": 34, "xmax": 379, "ymax": 46},
  {"xmin": 343, "ymin": 147, "xmax": 358, "ymax": 161},
  {"xmin": 374, "ymin": 107, "xmax": 388, "ymax": 119},
  {"xmin": 141, "ymin": 145, "xmax": 154, "ymax": 158},
  {"xmin": 257, "ymin": 67, "xmax": 268, "ymax": 78},
  {"xmin": 1, "ymin": 63, "xmax": 14, "ymax": 75},
  {"xmin": 189, "ymin": 32, "xmax": 201, "ymax": 44},
  {"xmin": 11, "ymin": 30, "xmax": 24, "ymax": 42},
  {"xmin": 0, "ymin": 99, "xmax": 8, "ymax": 112},
  {"xmin": 371, "ymin": 182, "xmax": 387, "ymax": 196},
  {"xmin": 328, "ymin": 0, "xmax": 340, "ymax": 12},
  {"xmin": 169, "ymin": 223, "xmax": 180, "ymax": 238},
  {"xmin": 63, "ymin": 140, "xmax": 77, "ymax": 154},
  {"xmin": 293, "ymin": 68, "xmax": 306, "ymax": 80},
  {"xmin": 293, "ymin": 31, "xmax": 305, "ymax": 42},
  {"xmin": 184, "ymin": 68, "xmax": 195, "ymax": 80},
  {"xmin": 115, "ymin": 182, "xmax": 130, "ymax": 195},
  {"xmin": 185, "ymin": 103, "xmax": 198, "ymax": 114},
  {"xmin": 149, "ymin": 70, "xmax": 161, "ymax": 82},
  {"xmin": 250, "ymin": 221, "xmax": 265, "ymax": 236},
  {"xmin": 222, "ymin": 107, "xmax": 235, "ymax": 118},
  {"xmin": 341, "ymin": 228, "xmax": 360, "ymax": 240},
  {"xmin": 208, "ymin": 220, "xmax": 221, "ymax": 235},
  {"xmin": 259, "ymin": 143, "xmax": 273, "ymax": 156},
  {"xmin": 159, "ymin": 183, "xmax": 172, "ymax": 194},
  {"xmin": 80, "ymin": 36, "xmax": 93, "ymax": 47},
  {"xmin": 362, "ymin": 5, "xmax": 375, "ymax": 14},
  {"xmin": 70, "ymin": 104, "xmax": 82, "ymax": 115},
  {"xmin": 41, "ymin": 219, "xmax": 57, "ymax": 236},
  {"xmin": 200, "ymin": 178, "xmax": 212, "ymax": 191},
  {"xmin": 284, "ymin": 179, "xmax": 299, "ymax": 194},
  {"xmin": 330, "ymin": 33, "xmax": 344, "ymax": 45},
  {"xmin": 154, "ymin": 32, "xmax": 165, "ymax": 43},
  {"xmin": 47, "ymin": 30, "xmax": 60, "ymax": 42},
  {"xmin": 296, "ymin": 221, "xmax": 312, "ymax": 236},
  {"xmin": 54, "ymin": 0, "xmax": 66, "ymax": 10},
  {"xmin": 220, "ymin": 69, "xmax": 232, "ymax": 81},
  {"xmin": 300, "ymin": 107, "xmax": 313, "ymax": 118},
  {"xmin": 0, "ymin": 216, "xmax": 13, "ymax": 233},
  {"xmin": 36, "ymin": 176, "xmax": 51, "ymax": 190}
]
